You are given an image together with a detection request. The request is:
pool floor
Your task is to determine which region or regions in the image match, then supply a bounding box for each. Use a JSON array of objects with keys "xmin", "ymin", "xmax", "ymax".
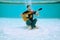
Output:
[{"xmin": 0, "ymin": 18, "xmax": 60, "ymax": 40}]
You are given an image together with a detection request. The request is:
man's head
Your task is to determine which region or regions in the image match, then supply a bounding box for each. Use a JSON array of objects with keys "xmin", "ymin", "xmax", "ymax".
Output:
[{"xmin": 27, "ymin": 5, "xmax": 31, "ymax": 11}]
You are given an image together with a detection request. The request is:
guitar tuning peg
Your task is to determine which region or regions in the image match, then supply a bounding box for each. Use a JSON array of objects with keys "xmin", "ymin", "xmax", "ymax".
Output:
[{"xmin": 38, "ymin": 8, "xmax": 42, "ymax": 11}]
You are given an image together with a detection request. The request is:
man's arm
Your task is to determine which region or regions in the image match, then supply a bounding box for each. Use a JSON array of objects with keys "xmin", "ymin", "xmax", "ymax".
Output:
[
  {"xmin": 33, "ymin": 8, "xmax": 42, "ymax": 16},
  {"xmin": 33, "ymin": 11, "xmax": 39, "ymax": 16},
  {"xmin": 22, "ymin": 10, "xmax": 30, "ymax": 18}
]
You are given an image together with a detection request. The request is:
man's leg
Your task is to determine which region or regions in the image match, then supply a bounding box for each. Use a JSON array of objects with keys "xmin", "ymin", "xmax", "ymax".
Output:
[
  {"xmin": 26, "ymin": 20, "xmax": 31, "ymax": 26},
  {"xmin": 31, "ymin": 19, "xmax": 37, "ymax": 29},
  {"xmin": 26, "ymin": 20, "xmax": 32, "ymax": 29}
]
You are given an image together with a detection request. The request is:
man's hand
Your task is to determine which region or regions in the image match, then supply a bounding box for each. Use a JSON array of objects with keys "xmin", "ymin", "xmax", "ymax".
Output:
[{"xmin": 36, "ymin": 11, "xmax": 39, "ymax": 16}]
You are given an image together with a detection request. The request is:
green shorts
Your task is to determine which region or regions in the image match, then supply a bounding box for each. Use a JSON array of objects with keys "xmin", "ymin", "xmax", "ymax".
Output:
[{"xmin": 26, "ymin": 19, "xmax": 37, "ymax": 29}]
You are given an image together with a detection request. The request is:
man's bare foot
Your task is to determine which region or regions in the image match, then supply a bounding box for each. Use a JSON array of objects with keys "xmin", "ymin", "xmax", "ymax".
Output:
[
  {"xmin": 35, "ymin": 27, "xmax": 39, "ymax": 29},
  {"xmin": 28, "ymin": 26, "xmax": 32, "ymax": 30}
]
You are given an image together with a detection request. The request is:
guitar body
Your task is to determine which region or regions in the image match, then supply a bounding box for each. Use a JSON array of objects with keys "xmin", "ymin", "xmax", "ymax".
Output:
[
  {"xmin": 22, "ymin": 14, "xmax": 28, "ymax": 21},
  {"xmin": 22, "ymin": 11, "xmax": 33, "ymax": 21}
]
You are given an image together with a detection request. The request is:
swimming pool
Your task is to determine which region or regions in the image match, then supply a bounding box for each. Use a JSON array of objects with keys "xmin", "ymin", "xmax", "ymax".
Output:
[{"xmin": 0, "ymin": 1, "xmax": 60, "ymax": 40}]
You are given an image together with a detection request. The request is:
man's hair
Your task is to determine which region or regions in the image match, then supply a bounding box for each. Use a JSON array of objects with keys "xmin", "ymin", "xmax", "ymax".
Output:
[{"xmin": 27, "ymin": 5, "xmax": 30, "ymax": 8}]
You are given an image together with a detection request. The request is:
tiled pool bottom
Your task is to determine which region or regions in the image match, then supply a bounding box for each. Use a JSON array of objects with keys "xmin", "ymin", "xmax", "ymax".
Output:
[{"xmin": 0, "ymin": 18, "xmax": 60, "ymax": 40}]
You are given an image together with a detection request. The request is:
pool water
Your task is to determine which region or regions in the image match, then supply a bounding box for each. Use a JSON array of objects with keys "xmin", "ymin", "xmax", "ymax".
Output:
[{"xmin": 0, "ymin": 3, "xmax": 60, "ymax": 18}]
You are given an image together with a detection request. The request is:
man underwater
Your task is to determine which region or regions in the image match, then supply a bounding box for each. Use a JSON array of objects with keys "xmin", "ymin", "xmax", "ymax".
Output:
[{"xmin": 22, "ymin": 5, "xmax": 42, "ymax": 29}]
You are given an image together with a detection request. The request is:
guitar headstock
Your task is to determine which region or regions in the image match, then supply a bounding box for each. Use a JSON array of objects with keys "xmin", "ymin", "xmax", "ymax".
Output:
[{"xmin": 38, "ymin": 8, "xmax": 42, "ymax": 11}]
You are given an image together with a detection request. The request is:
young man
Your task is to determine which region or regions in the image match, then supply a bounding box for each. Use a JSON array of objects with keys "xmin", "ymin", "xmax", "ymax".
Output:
[{"xmin": 22, "ymin": 5, "xmax": 40, "ymax": 29}]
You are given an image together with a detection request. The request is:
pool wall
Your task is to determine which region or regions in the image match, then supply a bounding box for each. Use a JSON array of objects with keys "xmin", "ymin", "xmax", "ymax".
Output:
[{"xmin": 0, "ymin": 2, "xmax": 60, "ymax": 18}]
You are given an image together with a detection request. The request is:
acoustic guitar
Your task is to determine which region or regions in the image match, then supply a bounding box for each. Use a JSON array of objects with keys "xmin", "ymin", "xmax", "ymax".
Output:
[{"xmin": 22, "ymin": 8, "xmax": 42, "ymax": 21}]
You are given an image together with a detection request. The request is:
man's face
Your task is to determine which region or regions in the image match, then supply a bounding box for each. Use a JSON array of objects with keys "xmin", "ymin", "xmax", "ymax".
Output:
[{"xmin": 28, "ymin": 6, "xmax": 31, "ymax": 11}]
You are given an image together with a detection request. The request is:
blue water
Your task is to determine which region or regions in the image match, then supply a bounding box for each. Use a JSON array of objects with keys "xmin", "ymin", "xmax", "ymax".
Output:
[
  {"xmin": 0, "ymin": 3, "xmax": 60, "ymax": 18},
  {"xmin": 0, "ymin": 2, "xmax": 60, "ymax": 40}
]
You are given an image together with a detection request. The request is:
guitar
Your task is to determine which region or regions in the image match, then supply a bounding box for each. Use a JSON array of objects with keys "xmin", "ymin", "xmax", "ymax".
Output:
[{"xmin": 22, "ymin": 8, "xmax": 42, "ymax": 21}]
